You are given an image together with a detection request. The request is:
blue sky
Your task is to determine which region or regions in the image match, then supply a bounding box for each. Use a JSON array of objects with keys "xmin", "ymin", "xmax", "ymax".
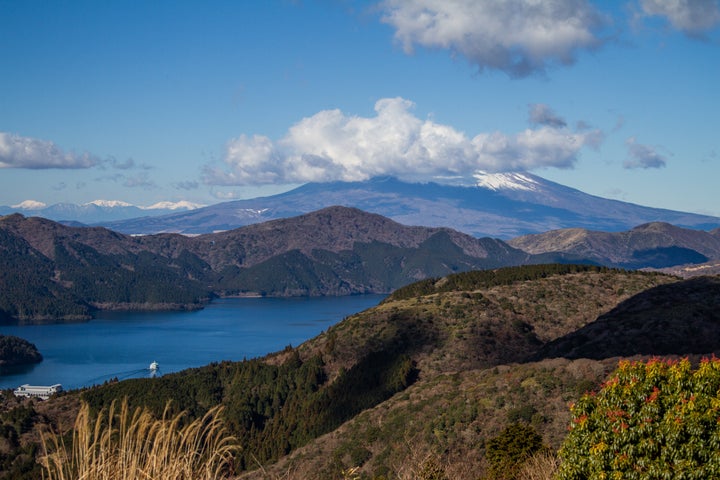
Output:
[{"xmin": 1, "ymin": 0, "xmax": 719, "ymax": 217}]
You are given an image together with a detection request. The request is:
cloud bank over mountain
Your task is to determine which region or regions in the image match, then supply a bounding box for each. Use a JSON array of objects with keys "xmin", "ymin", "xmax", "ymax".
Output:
[{"xmin": 204, "ymin": 98, "xmax": 603, "ymax": 186}]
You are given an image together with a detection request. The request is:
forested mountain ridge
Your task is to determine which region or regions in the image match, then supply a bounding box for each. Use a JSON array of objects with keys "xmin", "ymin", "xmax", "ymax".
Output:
[
  {"xmin": 530, "ymin": 275, "xmax": 720, "ymax": 360},
  {"xmin": 180, "ymin": 205, "xmax": 519, "ymax": 270},
  {"xmin": 0, "ymin": 214, "xmax": 210, "ymax": 322},
  {"xmin": 0, "ymin": 208, "xmax": 583, "ymax": 322}
]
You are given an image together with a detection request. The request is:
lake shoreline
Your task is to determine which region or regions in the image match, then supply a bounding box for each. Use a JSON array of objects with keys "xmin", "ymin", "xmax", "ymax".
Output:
[{"xmin": 0, "ymin": 294, "xmax": 386, "ymax": 390}]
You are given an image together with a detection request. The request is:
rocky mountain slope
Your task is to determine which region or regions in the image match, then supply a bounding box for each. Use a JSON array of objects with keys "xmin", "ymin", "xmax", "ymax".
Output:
[{"xmin": 96, "ymin": 175, "xmax": 720, "ymax": 237}]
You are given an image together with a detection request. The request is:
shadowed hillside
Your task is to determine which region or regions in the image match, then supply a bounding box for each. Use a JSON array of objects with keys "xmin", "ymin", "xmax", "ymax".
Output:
[{"xmin": 530, "ymin": 275, "xmax": 720, "ymax": 360}]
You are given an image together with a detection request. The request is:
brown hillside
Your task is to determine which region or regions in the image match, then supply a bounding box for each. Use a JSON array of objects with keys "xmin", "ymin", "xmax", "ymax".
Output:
[{"xmin": 508, "ymin": 222, "xmax": 720, "ymax": 267}]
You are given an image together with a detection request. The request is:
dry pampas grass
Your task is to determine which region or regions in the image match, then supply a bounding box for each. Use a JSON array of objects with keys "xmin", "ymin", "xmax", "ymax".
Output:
[{"xmin": 40, "ymin": 398, "xmax": 239, "ymax": 480}]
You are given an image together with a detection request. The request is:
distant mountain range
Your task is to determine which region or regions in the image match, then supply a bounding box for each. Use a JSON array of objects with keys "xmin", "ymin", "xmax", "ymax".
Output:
[
  {"xmin": 0, "ymin": 206, "xmax": 584, "ymax": 322},
  {"xmin": 3, "ymin": 204, "xmax": 720, "ymax": 323},
  {"xmin": 0, "ymin": 199, "xmax": 204, "ymax": 224},
  {"xmin": 91, "ymin": 173, "xmax": 720, "ymax": 238}
]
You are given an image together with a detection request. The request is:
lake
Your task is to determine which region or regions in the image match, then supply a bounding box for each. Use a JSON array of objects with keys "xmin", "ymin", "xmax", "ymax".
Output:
[{"xmin": 0, "ymin": 295, "xmax": 385, "ymax": 391}]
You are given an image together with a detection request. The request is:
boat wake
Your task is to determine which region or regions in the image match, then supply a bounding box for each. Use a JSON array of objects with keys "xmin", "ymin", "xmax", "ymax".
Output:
[{"xmin": 81, "ymin": 362, "xmax": 161, "ymax": 388}]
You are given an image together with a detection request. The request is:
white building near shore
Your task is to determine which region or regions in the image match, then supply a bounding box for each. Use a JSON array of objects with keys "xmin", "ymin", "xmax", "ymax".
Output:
[{"xmin": 13, "ymin": 384, "xmax": 63, "ymax": 400}]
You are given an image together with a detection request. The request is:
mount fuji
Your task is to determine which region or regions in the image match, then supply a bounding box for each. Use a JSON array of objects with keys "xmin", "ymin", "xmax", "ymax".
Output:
[{"xmin": 95, "ymin": 173, "xmax": 720, "ymax": 238}]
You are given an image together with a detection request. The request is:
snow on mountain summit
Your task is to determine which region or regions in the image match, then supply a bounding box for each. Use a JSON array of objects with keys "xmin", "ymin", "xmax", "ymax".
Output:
[
  {"xmin": 86, "ymin": 200, "xmax": 134, "ymax": 208},
  {"xmin": 473, "ymin": 172, "xmax": 540, "ymax": 192},
  {"xmin": 84, "ymin": 200, "xmax": 203, "ymax": 210},
  {"xmin": 11, "ymin": 200, "xmax": 47, "ymax": 209},
  {"xmin": 1, "ymin": 198, "xmax": 205, "ymax": 224}
]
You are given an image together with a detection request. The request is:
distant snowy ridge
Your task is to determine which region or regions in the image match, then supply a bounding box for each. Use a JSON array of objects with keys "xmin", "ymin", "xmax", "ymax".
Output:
[
  {"xmin": 1, "ymin": 199, "xmax": 205, "ymax": 224},
  {"xmin": 6, "ymin": 199, "xmax": 204, "ymax": 211},
  {"xmin": 5, "ymin": 173, "xmax": 720, "ymax": 237},
  {"xmin": 87, "ymin": 200, "xmax": 134, "ymax": 208}
]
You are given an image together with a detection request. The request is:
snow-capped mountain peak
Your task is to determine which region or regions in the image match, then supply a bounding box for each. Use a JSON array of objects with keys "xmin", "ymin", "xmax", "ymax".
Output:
[
  {"xmin": 82, "ymin": 199, "xmax": 203, "ymax": 210},
  {"xmin": 86, "ymin": 200, "xmax": 134, "ymax": 208},
  {"xmin": 473, "ymin": 172, "xmax": 540, "ymax": 192},
  {"xmin": 11, "ymin": 200, "xmax": 47, "ymax": 210}
]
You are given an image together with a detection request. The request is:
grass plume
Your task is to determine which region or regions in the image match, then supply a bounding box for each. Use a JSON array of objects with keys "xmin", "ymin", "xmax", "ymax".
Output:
[{"xmin": 40, "ymin": 398, "xmax": 239, "ymax": 480}]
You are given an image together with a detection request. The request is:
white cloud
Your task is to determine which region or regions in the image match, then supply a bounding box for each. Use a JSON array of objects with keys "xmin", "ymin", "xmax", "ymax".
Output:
[
  {"xmin": 640, "ymin": 0, "xmax": 720, "ymax": 35},
  {"xmin": 211, "ymin": 190, "xmax": 241, "ymax": 200},
  {"xmin": 0, "ymin": 132, "xmax": 100, "ymax": 169},
  {"xmin": 624, "ymin": 136, "xmax": 668, "ymax": 169},
  {"xmin": 204, "ymin": 134, "xmax": 283, "ymax": 185},
  {"xmin": 379, "ymin": 0, "xmax": 608, "ymax": 77},
  {"xmin": 205, "ymin": 98, "xmax": 603, "ymax": 186},
  {"xmin": 95, "ymin": 171, "xmax": 158, "ymax": 190}
]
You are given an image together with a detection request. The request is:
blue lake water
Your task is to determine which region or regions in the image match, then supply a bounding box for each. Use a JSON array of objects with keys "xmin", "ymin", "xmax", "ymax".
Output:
[{"xmin": 0, "ymin": 295, "xmax": 385, "ymax": 391}]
